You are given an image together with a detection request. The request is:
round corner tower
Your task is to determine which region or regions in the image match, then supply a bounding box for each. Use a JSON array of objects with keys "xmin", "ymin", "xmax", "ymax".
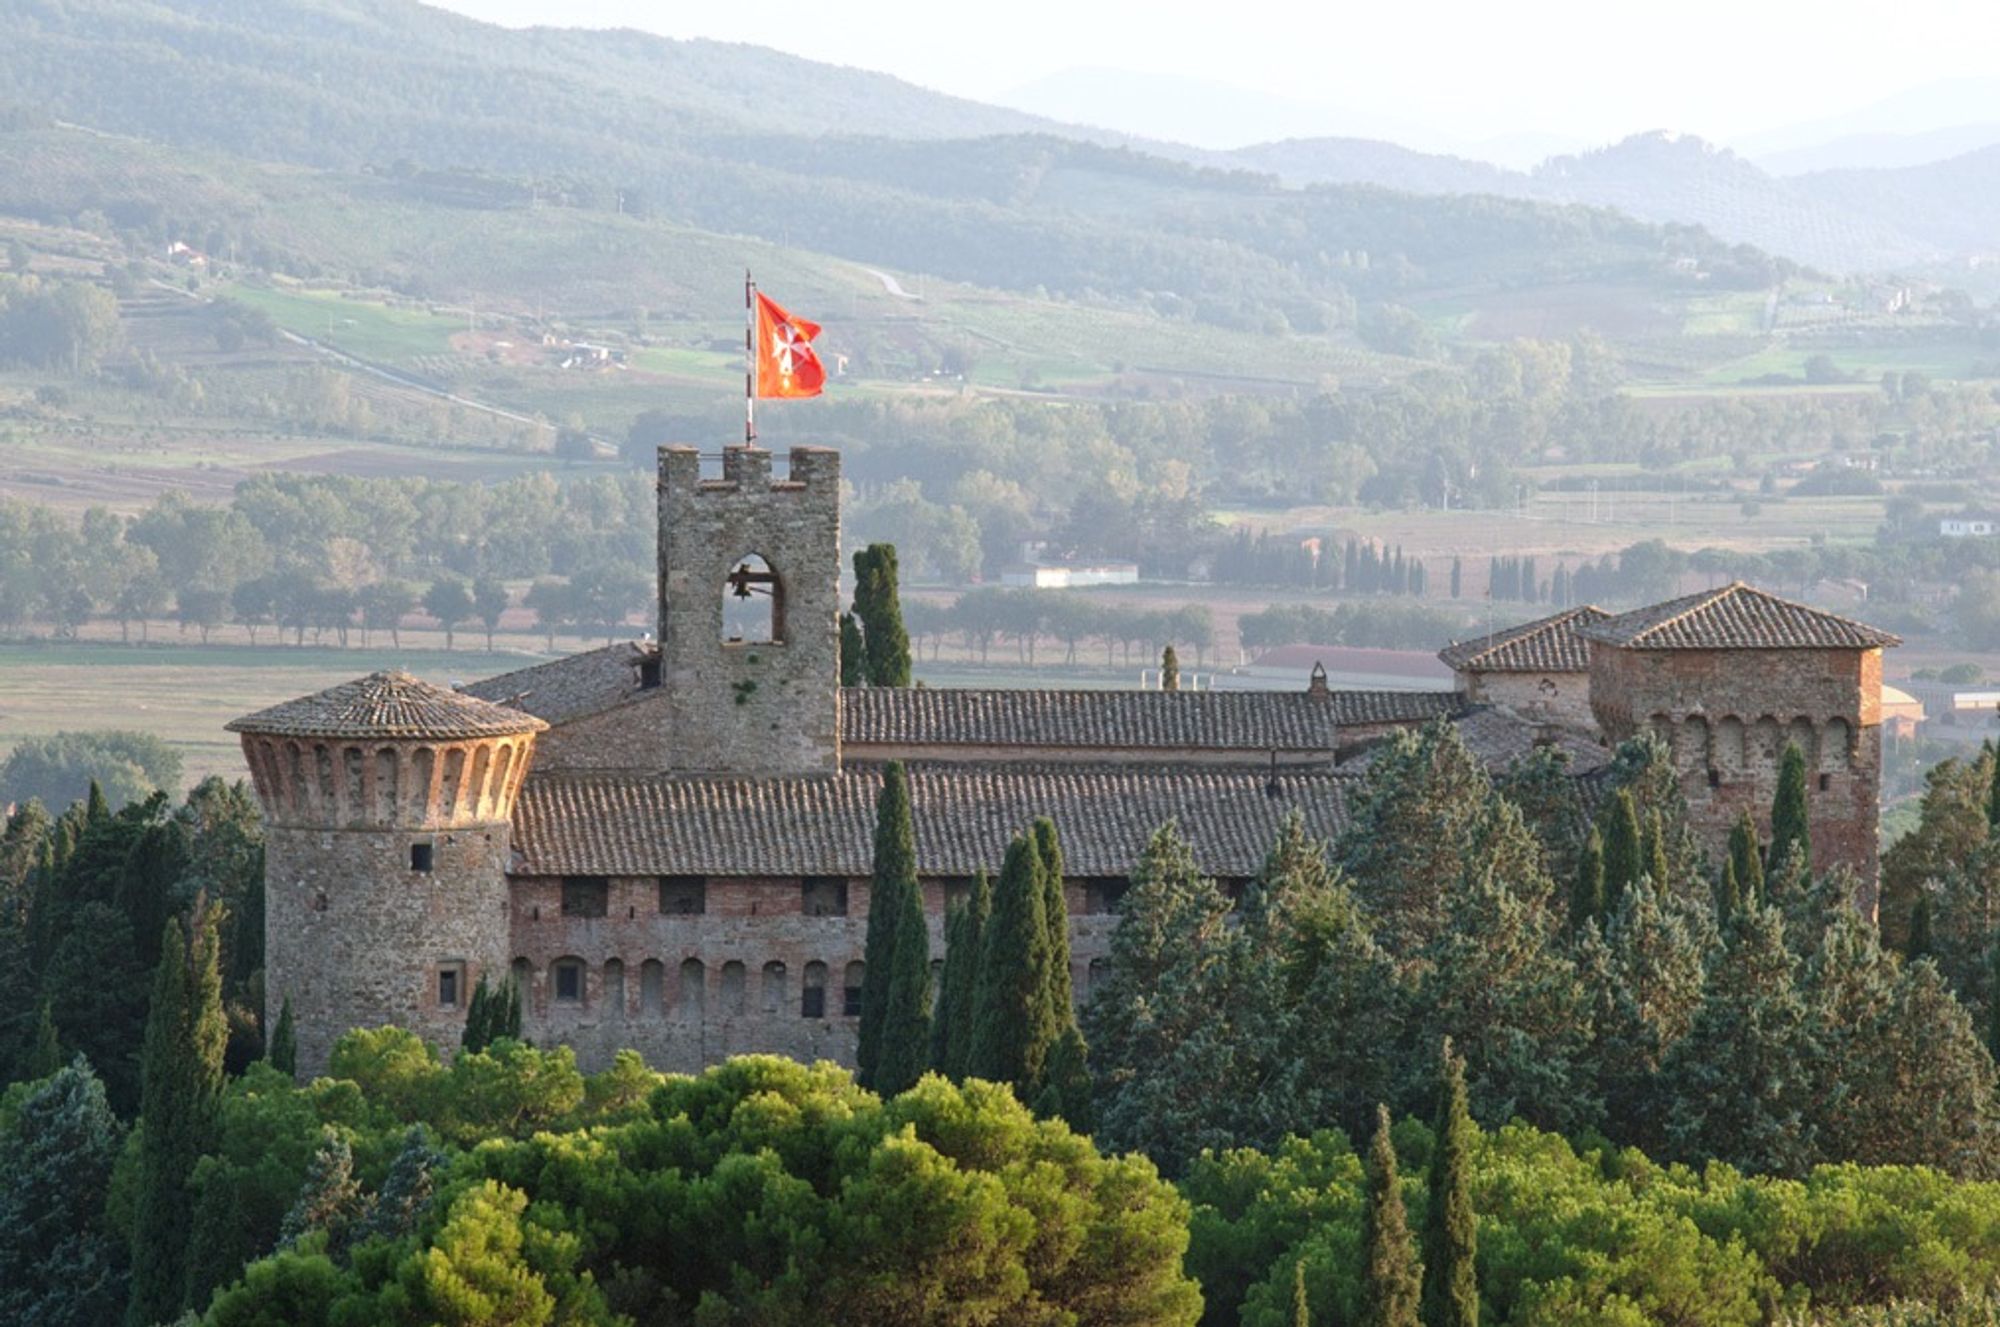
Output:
[{"xmin": 228, "ymin": 671, "xmax": 547, "ymax": 1076}]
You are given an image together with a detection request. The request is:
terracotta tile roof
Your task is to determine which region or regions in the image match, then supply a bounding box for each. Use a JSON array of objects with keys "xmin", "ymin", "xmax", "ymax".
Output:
[
  {"xmin": 840, "ymin": 687, "xmax": 1464, "ymax": 751},
  {"xmin": 461, "ymin": 642, "xmax": 654, "ymax": 724},
  {"xmin": 1438, "ymin": 606, "xmax": 1610, "ymax": 672},
  {"xmin": 510, "ymin": 763, "xmax": 1354, "ymax": 879},
  {"xmin": 1577, "ymin": 582, "xmax": 1901, "ymax": 651},
  {"xmin": 227, "ymin": 671, "xmax": 548, "ymax": 741}
]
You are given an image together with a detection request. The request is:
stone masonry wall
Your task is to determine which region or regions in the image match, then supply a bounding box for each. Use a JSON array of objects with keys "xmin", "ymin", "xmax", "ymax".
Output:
[
  {"xmin": 267, "ymin": 824, "xmax": 512, "ymax": 1077},
  {"xmin": 654, "ymin": 445, "xmax": 843, "ymax": 777},
  {"xmin": 511, "ymin": 874, "xmax": 1120, "ymax": 1073},
  {"xmin": 1589, "ymin": 644, "xmax": 1885, "ymax": 902},
  {"xmin": 1462, "ymin": 670, "xmax": 1595, "ymax": 731}
]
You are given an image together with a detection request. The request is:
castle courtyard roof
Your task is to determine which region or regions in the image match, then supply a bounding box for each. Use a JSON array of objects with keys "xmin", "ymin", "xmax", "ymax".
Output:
[
  {"xmin": 227, "ymin": 671, "xmax": 549, "ymax": 742},
  {"xmin": 1438, "ymin": 606, "xmax": 1610, "ymax": 673},
  {"xmin": 510, "ymin": 763, "xmax": 1354, "ymax": 879},
  {"xmin": 1576, "ymin": 583, "xmax": 1901, "ymax": 652}
]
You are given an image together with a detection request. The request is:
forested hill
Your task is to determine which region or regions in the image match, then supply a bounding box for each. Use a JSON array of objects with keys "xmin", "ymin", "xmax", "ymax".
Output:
[{"xmin": 0, "ymin": 0, "xmax": 1783, "ymax": 332}]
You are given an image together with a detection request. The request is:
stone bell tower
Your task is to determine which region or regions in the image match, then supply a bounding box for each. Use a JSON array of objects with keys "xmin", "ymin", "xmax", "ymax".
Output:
[
  {"xmin": 228, "ymin": 672, "xmax": 547, "ymax": 1075},
  {"xmin": 655, "ymin": 444, "xmax": 843, "ymax": 776}
]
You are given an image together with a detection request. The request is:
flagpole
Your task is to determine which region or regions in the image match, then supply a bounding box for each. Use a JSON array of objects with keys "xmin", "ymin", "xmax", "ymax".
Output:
[{"xmin": 744, "ymin": 269, "xmax": 757, "ymax": 448}]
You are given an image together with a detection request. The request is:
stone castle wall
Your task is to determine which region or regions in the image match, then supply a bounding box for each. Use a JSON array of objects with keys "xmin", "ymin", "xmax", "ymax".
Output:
[
  {"xmin": 1589, "ymin": 644, "xmax": 1885, "ymax": 899},
  {"xmin": 510, "ymin": 874, "xmax": 1120, "ymax": 1073},
  {"xmin": 1460, "ymin": 670, "xmax": 1595, "ymax": 731}
]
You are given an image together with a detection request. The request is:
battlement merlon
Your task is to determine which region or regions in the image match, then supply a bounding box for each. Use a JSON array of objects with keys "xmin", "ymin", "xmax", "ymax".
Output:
[{"xmin": 657, "ymin": 444, "xmax": 841, "ymax": 494}]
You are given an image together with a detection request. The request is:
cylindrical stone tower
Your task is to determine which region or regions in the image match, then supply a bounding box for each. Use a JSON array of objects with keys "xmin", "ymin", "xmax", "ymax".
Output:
[{"xmin": 228, "ymin": 671, "xmax": 547, "ymax": 1076}]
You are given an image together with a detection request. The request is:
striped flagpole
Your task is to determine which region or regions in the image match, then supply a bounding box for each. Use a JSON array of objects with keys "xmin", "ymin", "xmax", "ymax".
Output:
[{"xmin": 744, "ymin": 269, "xmax": 757, "ymax": 447}]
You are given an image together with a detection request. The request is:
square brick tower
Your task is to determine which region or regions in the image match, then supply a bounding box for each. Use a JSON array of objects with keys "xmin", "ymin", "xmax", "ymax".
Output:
[
  {"xmin": 1579, "ymin": 583, "xmax": 1900, "ymax": 905},
  {"xmin": 655, "ymin": 445, "xmax": 843, "ymax": 776}
]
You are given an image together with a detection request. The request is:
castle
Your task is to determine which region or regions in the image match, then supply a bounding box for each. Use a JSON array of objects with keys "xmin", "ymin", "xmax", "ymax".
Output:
[{"xmin": 228, "ymin": 445, "xmax": 1901, "ymax": 1076}]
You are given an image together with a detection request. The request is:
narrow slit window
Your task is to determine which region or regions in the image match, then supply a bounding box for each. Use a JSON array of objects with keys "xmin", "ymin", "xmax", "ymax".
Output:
[{"xmin": 410, "ymin": 842, "xmax": 434, "ymax": 873}]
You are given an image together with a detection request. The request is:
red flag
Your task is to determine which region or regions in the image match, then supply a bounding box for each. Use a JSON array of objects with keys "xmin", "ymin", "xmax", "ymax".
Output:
[{"xmin": 753, "ymin": 291, "xmax": 825, "ymax": 399}]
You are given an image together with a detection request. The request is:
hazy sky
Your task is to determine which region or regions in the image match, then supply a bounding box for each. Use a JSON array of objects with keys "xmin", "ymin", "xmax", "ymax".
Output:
[{"xmin": 430, "ymin": 0, "xmax": 2000, "ymax": 153}]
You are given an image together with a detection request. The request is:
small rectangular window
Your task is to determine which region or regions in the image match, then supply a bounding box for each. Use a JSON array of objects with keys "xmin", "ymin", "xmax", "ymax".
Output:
[
  {"xmin": 561, "ymin": 877, "xmax": 609, "ymax": 918},
  {"xmin": 638, "ymin": 656, "xmax": 662, "ymax": 689},
  {"xmin": 659, "ymin": 876, "xmax": 707, "ymax": 915},
  {"xmin": 438, "ymin": 968, "xmax": 459, "ymax": 1007},
  {"xmin": 554, "ymin": 961, "xmax": 583, "ymax": 1003},
  {"xmin": 1084, "ymin": 878, "xmax": 1129, "ymax": 915},
  {"xmin": 1707, "ymin": 768, "xmax": 1722, "ymax": 788},
  {"xmin": 1819, "ymin": 772, "xmax": 1832, "ymax": 791},
  {"xmin": 801, "ymin": 985, "xmax": 826, "ymax": 1019},
  {"xmin": 802, "ymin": 877, "xmax": 848, "ymax": 917},
  {"xmin": 410, "ymin": 842, "xmax": 434, "ymax": 873},
  {"xmin": 842, "ymin": 982, "xmax": 863, "ymax": 1017}
]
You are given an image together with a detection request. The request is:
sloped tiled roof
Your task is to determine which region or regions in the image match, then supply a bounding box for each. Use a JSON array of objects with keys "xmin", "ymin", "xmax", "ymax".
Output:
[
  {"xmin": 840, "ymin": 687, "xmax": 1463, "ymax": 751},
  {"xmin": 510, "ymin": 763, "xmax": 1354, "ymax": 879},
  {"xmin": 1577, "ymin": 583, "xmax": 1901, "ymax": 651},
  {"xmin": 461, "ymin": 642, "xmax": 654, "ymax": 725},
  {"xmin": 1438, "ymin": 606, "xmax": 1610, "ymax": 673},
  {"xmin": 228, "ymin": 671, "xmax": 548, "ymax": 741}
]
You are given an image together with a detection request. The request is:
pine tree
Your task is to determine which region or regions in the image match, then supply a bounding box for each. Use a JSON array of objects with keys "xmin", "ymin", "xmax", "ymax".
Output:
[
  {"xmin": 874, "ymin": 844, "xmax": 933, "ymax": 1096},
  {"xmin": 839, "ymin": 611, "xmax": 866, "ymax": 687},
  {"xmin": 1769, "ymin": 742, "xmax": 1812, "ymax": 874},
  {"xmin": 1422, "ymin": 1041, "xmax": 1478, "ymax": 1327},
  {"xmin": 858, "ymin": 761, "xmax": 918, "ymax": 1089},
  {"xmin": 1294, "ymin": 1257, "xmax": 1310, "ymax": 1327},
  {"xmin": 1359, "ymin": 1104, "xmax": 1422, "ymax": 1327},
  {"xmin": 0, "ymin": 1058, "xmax": 128, "ymax": 1327},
  {"xmin": 279, "ymin": 1127, "xmax": 365, "ymax": 1261},
  {"xmin": 1728, "ymin": 811, "xmax": 1765, "ymax": 905},
  {"xmin": 267, "ymin": 994, "xmax": 297, "ymax": 1075},
  {"xmin": 1034, "ymin": 817, "xmax": 1073, "ymax": 1027},
  {"xmin": 354, "ymin": 1126, "xmax": 448, "ymax": 1246},
  {"xmin": 1569, "ymin": 827, "xmax": 1606, "ymax": 932},
  {"xmin": 965, "ymin": 832, "xmax": 1056, "ymax": 1096},
  {"xmin": 127, "ymin": 906, "xmax": 227, "ymax": 1326},
  {"xmin": 937, "ymin": 870, "xmax": 991, "ymax": 1079},
  {"xmin": 852, "ymin": 544, "xmax": 912, "ymax": 688},
  {"xmin": 1601, "ymin": 789, "xmax": 1644, "ymax": 906}
]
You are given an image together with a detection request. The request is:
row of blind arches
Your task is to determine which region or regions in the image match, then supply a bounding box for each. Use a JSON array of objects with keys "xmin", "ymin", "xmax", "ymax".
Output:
[{"xmin": 512, "ymin": 954, "xmax": 1118, "ymax": 1021}]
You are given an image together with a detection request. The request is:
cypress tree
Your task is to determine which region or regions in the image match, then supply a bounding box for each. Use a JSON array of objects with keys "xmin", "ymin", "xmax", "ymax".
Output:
[
  {"xmin": 1717, "ymin": 857, "xmax": 1742, "ymax": 924},
  {"xmin": 23, "ymin": 998, "xmax": 61, "ymax": 1081},
  {"xmin": 1422, "ymin": 1040, "xmax": 1479, "ymax": 1327},
  {"xmin": 839, "ymin": 611, "xmax": 866, "ymax": 688},
  {"xmin": 1988, "ymin": 744, "xmax": 2000, "ymax": 835},
  {"xmin": 931, "ymin": 898, "xmax": 967, "ymax": 1073},
  {"xmin": 874, "ymin": 844, "xmax": 933, "ymax": 1096},
  {"xmin": 1728, "ymin": 811, "xmax": 1764, "ymax": 905},
  {"xmin": 965, "ymin": 833, "xmax": 1056, "ymax": 1096},
  {"xmin": 1769, "ymin": 742, "xmax": 1812, "ymax": 874},
  {"xmin": 1644, "ymin": 809, "xmax": 1671, "ymax": 888},
  {"xmin": 853, "ymin": 544, "xmax": 912, "ymax": 688},
  {"xmin": 1988, "ymin": 945, "xmax": 2000, "ymax": 1063},
  {"xmin": 1569, "ymin": 826, "xmax": 1605, "ymax": 932},
  {"xmin": 267, "ymin": 995, "xmax": 297, "ymax": 1076},
  {"xmin": 494, "ymin": 975, "xmax": 522, "ymax": 1042},
  {"xmin": 939, "ymin": 870, "xmax": 991, "ymax": 1079},
  {"xmin": 857, "ymin": 761, "xmax": 918, "ymax": 1089},
  {"xmin": 1450, "ymin": 557, "xmax": 1462, "ymax": 600},
  {"xmin": 1359, "ymin": 1103, "xmax": 1422, "ymax": 1327},
  {"xmin": 1161, "ymin": 645, "xmax": 1180, "ymax": 692},
  {"xmin": 127, "ymin": 906, "xmax": 227, "ymax": 1326},
  {"xmin": 1906, "ymin": 892, "xmax": 1935, "ymax": 961},
  {"xmin": 1601, "ymin": 789, "xmax": 1644, "ymax": 906},
  {"xmin": 1034, "ymin": 817, "xmax": 1073, "ymax": 1027},
  {"xmin": 462, "ymin": 977, "xmax": 490, "ymax": 1052}
]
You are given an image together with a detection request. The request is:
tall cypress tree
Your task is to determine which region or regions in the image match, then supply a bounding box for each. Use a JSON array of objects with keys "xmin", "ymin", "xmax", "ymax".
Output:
[
  {"xmin": 1906, "ymin": 892, "xmax": 1935, "ymax": 961},
  {"xmin": 931, "ymin": 898, "xmax": 968, "ymax": 1073},
  {"xmin": 965, "ymin": 832, "xmax": 1056, "ymax": 1096},
  {"xmin": 128, "ymin": 906, "xmax": 227, "ymax": 1326},
  {"xmin": 1360, "ymin": 1103, "xmax": 1422, "ymax": 1327},
  {"xmin": 1422, "ymin": 1041, "xmax": 1478, "ymax": 1327},
  {"xmin": 1769, "ymin": 742, "xmax": 1812, "ymax": 874},
  {"xmin": 857, "ymin": 761, "xmax": 918, "ymax": 1089},
  {"xmin": 852, "ymin": 544, "xmax": 912, "ymax": 688},
  {"xmin": 1034, "ymin": 817, "xmax": 1073, "ymax": 1027},
  {"xmin": 1643, "ymin": 809, "xmax": 1671, "ymax": 889},
  {"xmin": 839, "ymin": 611, "xmax": 866, "ymax": 687},
  {"xmin": 1601, "ymin": 789, "xmax": 1644, "ymax": 906},
  {"xmin": 874, "ymin": 861, "xmax": 933, "ymax": 1096},
  {"xmin": 462, "ymin": 977, "xmax": 491, "ymax": 1053},
  {"xmin": 937, "ymin": 870, "xmax": 991, "ymax": 1079},
  {"xmin": 267, "ymin": 995, "xmax": 297, "ymax": 1076},
  {"xmin": 1569, "ymin": 826, "xmax": 1605, "ymax": 932},
  {"xmin": 1728, "ymin": 811, "xmax": 1765, "ymax": 905},
  {"xmin": 1716, "ymin": 857, "xmax": 1742, "ymax": 924}
]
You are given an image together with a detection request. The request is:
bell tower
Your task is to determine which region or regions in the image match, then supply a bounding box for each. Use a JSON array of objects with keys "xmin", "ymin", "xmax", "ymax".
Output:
[{"xmin": 656, "ymin": 444, "xmax": 843, "ymax": 776}]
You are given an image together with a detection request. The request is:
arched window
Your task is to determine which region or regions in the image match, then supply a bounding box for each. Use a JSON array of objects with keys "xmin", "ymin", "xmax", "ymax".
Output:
[
  {"xmin": 843, "ymin": 961, "xmax": 866, "ymax": 1017},
  {"xmin": 604, "ymin": 958, "xmax": 626, "ymax": 1020},
  {"xmin": 680, "ymin": 958, "xmax": 706, "ymax": 1017},
  {"xmin": 801, "ymin": 961, "xmax": 828, "ymax": 1019},
  {"xmin": 722, "ymin": 553, "xmax": 784, "ymax": 644},
  {"xmin": 762, "ymin": 961, "xmax": 787, "ymax": 1014},
  {"xmin": 551, "ymin": 956, "xmax": 586, "ymax": 1006},
  {"xmin": 640, "ymin": 959, "xmax": 665, "ymax": 1017},
  {"xmin": 721, "ymin": 960, "xmax": 747, "ymax": 1016}
]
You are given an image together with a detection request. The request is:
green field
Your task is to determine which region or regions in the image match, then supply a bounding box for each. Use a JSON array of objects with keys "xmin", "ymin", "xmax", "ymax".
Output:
[{"xmin": 222, "ymin": 283, "xmax": 464, "ymax": 363}]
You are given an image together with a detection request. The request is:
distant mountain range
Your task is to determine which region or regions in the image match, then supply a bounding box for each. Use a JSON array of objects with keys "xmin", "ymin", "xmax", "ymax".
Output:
[{"xmin": 0, "ymin": 0, "xmax": 1993, "ymax": 282}]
